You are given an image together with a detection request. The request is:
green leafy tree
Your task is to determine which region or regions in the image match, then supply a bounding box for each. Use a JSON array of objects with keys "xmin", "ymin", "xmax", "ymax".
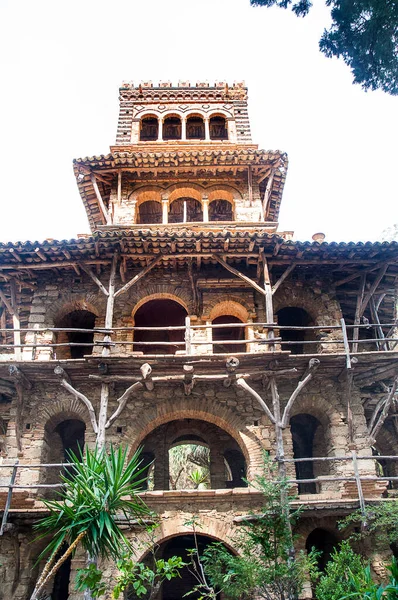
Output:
[
  {"xmin": 250, "ymin": 0, "xmax": 398, "ymax": 95},
  {"xmin": 30, "ymin": 445, "xmax": 150, "ymax": 600},
  {"xmin": 201, "ymin": 458, "xmax": 315, "ymax": 600},
  {"xmin": 340, "ymin": 499, "xmax": 398, "ymax": 549}
]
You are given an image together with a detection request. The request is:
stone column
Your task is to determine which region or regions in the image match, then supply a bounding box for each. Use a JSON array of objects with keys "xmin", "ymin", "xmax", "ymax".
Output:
[
  {"xmin": 202, "ymin": 195, "xmax": 209, "ymax": 222},
  {"xmin": 204, "ymin": 118, "xmax": 210, "ymax": 141},
  {"xmin": 181, "ymin": 117, "xmax": 187, "ymax": 141},
  {"xmin": 162, "ymin": 197, "xmax": 169, "ymax": 224},
  {"xmin": 157, "ymin": 118, "xmax": 163, "ymax": 142}
]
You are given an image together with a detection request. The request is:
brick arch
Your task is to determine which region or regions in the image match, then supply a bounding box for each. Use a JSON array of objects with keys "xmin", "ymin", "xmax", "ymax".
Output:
[
  {"xmin": 206, "ymin": 184, "xmax": 242, "ymax": 200},
  {"xmin": 374, "ymin": 425, "xmax": 398, "ymax": 455},
  {"xmin": 273, "ymin": 283, "xmax": 342, "ymax": 326},
  {"xmin": 166, "ymin": 183, "xmax": 204, "ymax": 204},
  {"xmin": 209, "ymin": 300, "xmax": 249, "ymax": 323},
  {"xmin": 34, "ymin": 396, "xmax": 91, "ymax": 433},
  {"xmin": 129, "ymin": 187, "xmax": 163, "ymax": 206},
  {"xmin": 294, "ymin": 517, "xmax": 342, "ymax": 552},
  {"xmin": 46, "ymin": 295, "xmax": 102, "ymax": 327},
  {"xmin": 132, "ymin": 513, "xmax": 238, "ymax": 561},
  {"xmin": 131, "ymin": 293, "xmax": 190, "ymax": 320},
  {"xmin": 289, "ymin": 393, "xmax": 344, "ymax": 429},
  {"xmin": 124, "ymin": 396, "xmax": 263, "ymax": 478},
  {"xmin": 204, "ymin": 295, "xmax": 255, "ymax": 320}
]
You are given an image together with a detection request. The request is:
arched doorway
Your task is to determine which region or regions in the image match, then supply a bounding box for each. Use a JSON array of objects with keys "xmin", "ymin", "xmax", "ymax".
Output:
[
  {"xmin": 291, "ymin": 414, "xmax": 327, "ymax": 494},
  {"xmin": 137, "ymin": 200, "xmax": 162, "ymax": 224},
  {"xmin": 133, "ymin": 299, "xmax": 188, "ymax": 354},
  {"xmin": 277, "ymin": 307, "xmax": 315, "ymax": 354},
  {"xmin": 126, "ymin": 535, "xmax": 227, "ymax": 600},
  {"xmin": 140, "ymin": 418, "xmax": 247, "ymax": 490},
  {"xmin": 305, "ymin": 528, "xmax": 339, "ymax": 571},
  {"xmin": 212, "ymin": 315, "xmax": 245, "ymax": 354},
  {"xmin": 55, "ymin": 310, "xmax": 96, "ymax": 359}
]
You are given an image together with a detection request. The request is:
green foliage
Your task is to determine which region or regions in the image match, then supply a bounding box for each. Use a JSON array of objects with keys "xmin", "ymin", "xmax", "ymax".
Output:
[
  {"xmin": 314, "ymin": 543, "xmax": 398, "ymax": 600},
  {"xmin": 315, "ymin": 541, "xmax": 369, "ymax": 600},
  {"xmin": 112, "ymin": 554, "xmax": 186, "ymax": 599},
  {"xmin": 189, "ymin": 468, "xmax": 209, "ymax": 489},
  {"xmin": 250, "ymin": 0, "xmax": 398, "ymax": 95},
  {"xmin": 75, "ymin": 564, "xmax": 107, "ymax": 598},
  {"xmin": 169, "ymin": 444, "xmax": 210, "ymax": 490},
  {"xmin": 201, "ymin": 457, "xmax": 314, "ymax": 600},
  {"xmin": 35, "ymin": 445, "xmax": 150, "ymax": 564},
  {"xmin": 340, "ymin": 500, "xmax": 398, "ymax": 548}
]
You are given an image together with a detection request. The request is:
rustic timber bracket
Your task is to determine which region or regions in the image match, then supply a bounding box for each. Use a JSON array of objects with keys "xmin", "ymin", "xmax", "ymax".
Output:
[
  {"xmin": 8, "ymin": 365, "xmax": 32, "ymax": 453},
  {"xmin": 235, "ymin": 358, "xmax": 320, "ymax": 429},
  {"xmin": 367, "ymin": 376, "xmax": 398, "ymax": 444}
]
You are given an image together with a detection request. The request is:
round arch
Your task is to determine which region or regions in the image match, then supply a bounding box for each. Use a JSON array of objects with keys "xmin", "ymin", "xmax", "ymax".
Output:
[
  {"xmin": 209, "ymin": 300, "xmax": 249, "ymax": 323},
  {"xmin": 132, "ymin": 514, "xmax": 238, "ymax": 562},
  {"xmin": 131, "ymin": 293, "xmax": 189, "ymax": 321},
  {"xmin": 48, "ymin": 297, "xmax": 101, "ymax": 328},
  {"xmin": 168, "ymin": 185, "xmax": 203, "ymax": 204},
  {"xmin": 125, "ymin": 398, "xmax": 263, "ymax": 476}
]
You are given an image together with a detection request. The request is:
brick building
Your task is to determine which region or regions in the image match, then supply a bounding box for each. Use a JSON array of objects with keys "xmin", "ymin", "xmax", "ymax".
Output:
[{"xmin": 0, "ymin": 81, "xmax": 398, "ymax": 599}]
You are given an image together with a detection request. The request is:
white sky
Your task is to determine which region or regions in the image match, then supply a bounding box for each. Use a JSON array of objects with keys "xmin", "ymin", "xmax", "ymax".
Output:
[{"xmin": 0, "ymin": 0, "xmax": 397, "ymax": 244}]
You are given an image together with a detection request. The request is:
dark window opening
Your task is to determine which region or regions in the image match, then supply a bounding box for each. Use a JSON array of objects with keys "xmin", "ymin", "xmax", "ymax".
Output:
[
  {"xmin": 56, "ymin": 310, "xmax": 96, "ymax": 359},
  {"xmin": 209, "ymin": 116, "xmax": 228, "ymax": 140},
  {"xmin": 212, "ymin": 315, "xmax": 245, "ymax": 354},
  {"xmin": 52, "ymin": 547, "xmax": 72, "ymax": 600},
  {"xmin": 126, "ymin": 535, "xmax": 227, "ymax": 600},
  {"xmin": 224, "ymin": 449, "xmax": 247, "ymax": 487},
  {"xmin": 140, "ymin": 117, "xmax": 158, "ymax": 141},
  {"xmin": 55, "ymin": 419, "xmax": 86, "ymax": 461},
  {"xmin": 277, "ymin": 307, "xmax": 315, "ymax": 355},
  {"xmin": 186, "ymin": 116, "xmax": 205, "ymax": 139},
  {"xmin": 168, "ymin": 198, "xmax": 203, "ymax": 223},
  {"xmin": 137, "ymin": 200, "xmax": 162, "ymax": 224},
  {"xmin": 163, "ymin": 116, "xmax": 182, "ymax": 140},
  {"xmin": 140, "ymin": 451, "xmax": 155, "ymax": 491},
  {"xmin": 134, "ymin": 299, "xmax": 187, "ymax": 355},
  {"xmin": 209, "ymin": 199, "xmax": 233, "ymax": 221},
  {"xmin": 306, "ymin": 528, "xmax": 338, "ymax": 572},
  {"xmin": 291, "ymin": 414, "xmax": 321, "ymax": 495}
]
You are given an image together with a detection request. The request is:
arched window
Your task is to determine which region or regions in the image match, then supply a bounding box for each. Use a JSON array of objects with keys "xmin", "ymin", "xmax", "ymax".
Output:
[
  {"xmin": 291, "ymin": 414, "xmax": 325, "ymax": 494},
  {"xmin": 163, "ymin": 116, "xmax": 182, "ymax": 140},
  {"xmin": 212, "ymin": 315, "xmax": 245, "ymax": 354},
  {"xmin": 209, "ymin": 199, "xmax": 233, "ymax": 221},
  {"xmin": 137, "ymin": 200, "xmax": 162, "ymax": 224},
  {"xmin": 133, "ymin": 299, "xmax": 187, "ymax": 354},
  {"xmin": 186, "ymin": 115, "xmax": 205, "ymax": 140},
  {"xmin": 276, "ymin": 307, "xmax": 315, "ymax": 355},
  {"xmin": 305, "ymin": 528, "xmax": 339, "ymax": 571},
  {"xmin": 209, "ymin": 116, "xmax": 228, "ymax": 140},
  {"xmin": 140, "ymin": 419, "xmax": 247, "ymax": 490},
  {"xmin": 168, "ymin": 198, "xmax": 203, "ymax": 223},
  {"xmin": 55, "ymin": 310, "xmax": 96, "ymax": 359},
  {"xmin": 140, "ymin": 116, "xmax": 159, "ymax": 141}
]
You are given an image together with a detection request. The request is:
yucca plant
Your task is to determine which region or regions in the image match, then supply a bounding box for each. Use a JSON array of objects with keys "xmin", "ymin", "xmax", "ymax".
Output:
[{"xmin": 30, "ymin": 445, "xmax": 150, "ymax": 600}]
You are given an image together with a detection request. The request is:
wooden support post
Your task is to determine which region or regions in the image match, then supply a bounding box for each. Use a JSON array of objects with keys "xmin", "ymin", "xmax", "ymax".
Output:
[
  {"xmin": 117, "ymin": 170, "xmax": 122, "ymax": 205},
  {"xmin": 90, "ymin": 173, "xmax": 111, "ymax": 225},
  {"xmin": 359, "ymin": 264, "xmax": 389, "ymax": 317},
  {"xmin": 0, "ymin": 461, "xmax": 19, "ymax": 536},
  {"xmin": 102, "ymin": 254, "xmax": 118, "ymax": 357},
  {"xmin": 10, "ymin": 280, "xmax": 21, "ymax": 360},
  {"xmin": 262, "ymin": 169, "xmax": 275, "ymax": 217},
  {"xmin": 369, "ymin": 296, "xmax": 388, "ymax": 351},
  {"xmin": 212, "ymin": 255, "xmax": 266, "ymax": 296},
  {"xmin": 341, "ymin": 318, "xmax": 352, "ymax": 369},
  {"xmin": 248, "ymin": 166, "xmax": 253, "ymax": 207},
  {"xmin": 114, "ymin": 254, "xmax": 162, "ymax": 299},
  {"xmin": 352, "ymin": 274, "xmax": 366, "ymax": 353},
  {"xmin": 272, "ymin": 263, "xmax": 296, "ymax": 295},
  {"xmin": 183, "ymin": 364, "xmax": 194, "ymax": 396},
  {"xmin": 97, "ymin": 384, "xmax": 109, "ymax": 451},
  {"xmin": 351, "ymin": 450, "xmax": 367, "ymax": 526},
  {"xmin": 185, "ymin": 316, "xmax": 192, "ymax": 355},
  {"xmin": 9, "ymin": 365, "xmax": 31, "ymax": 453},
  {"xmin": 263, "ymin": 257, "xmax": 275, "ymax": 348}
]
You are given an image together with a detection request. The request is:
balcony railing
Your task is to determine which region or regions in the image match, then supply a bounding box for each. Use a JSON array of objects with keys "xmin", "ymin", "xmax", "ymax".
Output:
[
  {"xmin": 1, "ymin": 453, "xmax": 397, "ymax": 535},
  {"xmin": 0, "ymin": 319, "xmax": 397, "ymax": 360}
]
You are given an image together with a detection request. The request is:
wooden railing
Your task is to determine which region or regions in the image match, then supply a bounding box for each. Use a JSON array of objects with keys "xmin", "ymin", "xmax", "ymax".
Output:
[
  {"xmin": 1, "ymin": 453, "xmax": 397, "ymax": 534},
  {"xmin": 0, "ymin": 319, "xmax": 397, "ymax": 359}
]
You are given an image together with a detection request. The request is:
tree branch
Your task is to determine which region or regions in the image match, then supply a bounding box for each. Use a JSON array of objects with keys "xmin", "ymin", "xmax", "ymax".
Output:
[
  {"xmin": 369, "ymin": 377, "xmax": 398, "ymax": 442},
  {"xmin": 105, "ymin": 382, "xmax": 144, "ymax": 428},
  {"xmin": 281, "ymin": 358, "xmax": 320, "ymax": 428},
  {"xmin": 235, "ymin": 378, "xmax": 276, "ymax": 424},
  {"xmin": 55, "ymin": 368, "xmax": 98, "ymax": 433}
]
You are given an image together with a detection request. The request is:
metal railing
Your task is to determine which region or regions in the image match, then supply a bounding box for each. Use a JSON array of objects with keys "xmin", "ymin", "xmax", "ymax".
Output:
[
  {"xmin": 1, "ymin": 453, "xmax": 397, "ymax": 534},
  {"xmin": 0, "ymin": 319, "xmax": 397, "ymax": 358}
]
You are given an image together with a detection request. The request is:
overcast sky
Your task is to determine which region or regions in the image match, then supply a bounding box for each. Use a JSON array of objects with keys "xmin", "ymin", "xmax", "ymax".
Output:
[{"xmin": 0, "ymin": 0, "xmax": 397, "ymax": 244}]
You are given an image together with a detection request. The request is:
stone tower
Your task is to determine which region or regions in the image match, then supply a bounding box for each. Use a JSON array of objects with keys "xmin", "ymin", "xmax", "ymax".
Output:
[{"xmin": 0, "ymin": 81, "xmax": 397, "ymax": 599}]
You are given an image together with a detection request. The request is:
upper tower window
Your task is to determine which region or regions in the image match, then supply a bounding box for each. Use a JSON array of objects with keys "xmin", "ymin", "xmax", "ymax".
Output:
[
  {"xmin": 138, "ymin": 200, "xmax": 162, "ymax": 224},
  {"xmin": 140, "ymin": 116, "xmax": 158, "ymax": 141},
  {"xmin": 163, "ymin": 116, "xmax": 182, "ymax": 140},
  {"xmin": 169, "ymin": 198, "xmax": 203, "ymax": 223},
  {"xmin": 209, "ymin": 199, "xmax": 233, "ymax": 221},
  {"xmin": 186, "ymin": 115, "xmax": 205, "ymax": 140},
  {"xmin": 210, "ymin": 115, "xmax": 228, "ymax": 140}
]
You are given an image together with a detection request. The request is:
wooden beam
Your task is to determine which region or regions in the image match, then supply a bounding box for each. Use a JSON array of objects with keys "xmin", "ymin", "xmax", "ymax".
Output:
[
  {"xmin": 10, "ymin": 280, "xmax": 21, "ymax": 360},
  {"xmin": 102, "ymin": 253, "xmax": 118, "ymax": 357},
  {"xmin": 90, "ymin": 173, "xmax": 111, "ymax": 225},
  {"xmin": 359, "ymin": 264, "xmax": 389, "ymax": 317},
  {"xmin": 117, "ymin": 170, "xmax": 122, "ymax": 205},
  {"xmin": 79, "ymin": 264, "xmax": 109, "ymax": 297},
  {"xmin": 212, "ymin": 255, "xmax": 266, "ymax": 297},
  {"xmin": 235, "ymin": 378, "xmax": 276, "ymax": 424},
  {"xmin": 280, "ymin": 359, "xmax": 320, "ymax": 428},
  {"xmin": 334, "ymin": 262, "xmax": 387, "ymax": 287},
  {"xmin": 114, "ymin": 254, "xmax": 163, "ymax": 298},
  {"xmin": 272, "ymin": 262, "xmax": 296, "ymax": 295},
  {"xmin": 0, "ymin": 288, "xmax": 14, "ymax": 315},
  {"xmin": 248, "ymin": 166, "xmax": 253, "ymax": 207},
  {"xmin": 263, "ymin": 256, "xmax": 275, "ymax": 347},
  {"xmin": 54, "ymin": 367, "xmax": 98, "ymax": 433},
  {"xmin": 352, "ymin": 274, "xmax": 366, "ymax": 353}
]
